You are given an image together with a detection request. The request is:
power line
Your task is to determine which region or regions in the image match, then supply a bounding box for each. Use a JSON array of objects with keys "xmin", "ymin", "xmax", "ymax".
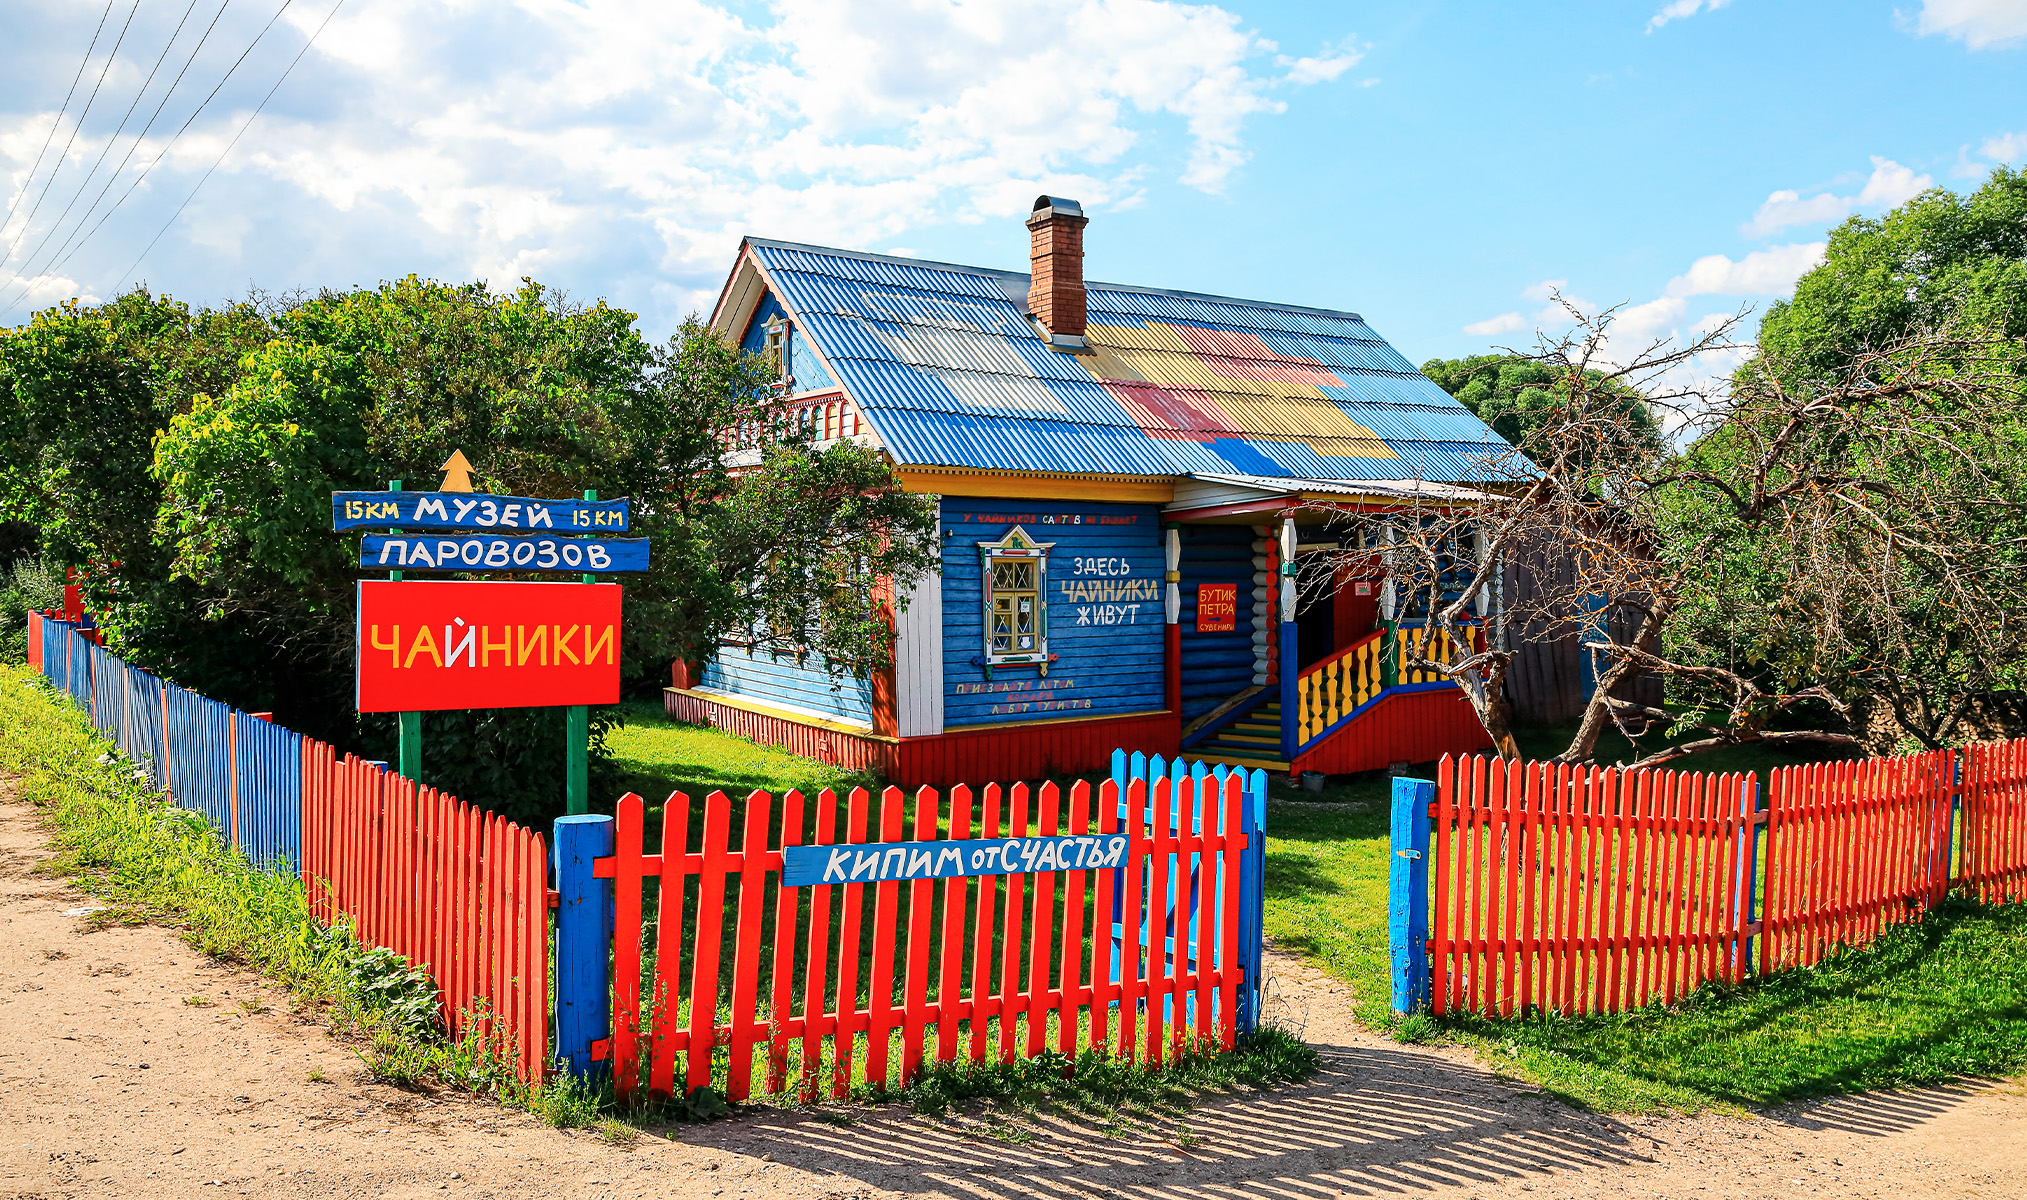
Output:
[
  {"xmin": 29, "ymin": 0, "xmax": 239, "ymax": 286},
  {"xmin": 0, "ymin": 0, "xmax": 291, "ymax": 317},
  {"xmin": 3, "ymin": 0, "xmax": 207, "ymax": 287},
  {"xmin": 0, "ymin": 0, "xmax": 119, "ymax": 241},
  {"xmin": 2, "ymin": 0, "xmax": 144, "ymax": 265},
  {"xmin": 111, "ymin": 0, "xmax": 348, "ymax": 301}
]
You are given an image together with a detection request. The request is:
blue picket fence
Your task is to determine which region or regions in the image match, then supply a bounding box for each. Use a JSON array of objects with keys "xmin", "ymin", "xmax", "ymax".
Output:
[
  {"xmin": 1110, "ymin": 748, "xmax": 1270, "ymax": 1036},
  {"xmin": 31, "ymin": 617, "xmax": 302, "ymax": 870}
]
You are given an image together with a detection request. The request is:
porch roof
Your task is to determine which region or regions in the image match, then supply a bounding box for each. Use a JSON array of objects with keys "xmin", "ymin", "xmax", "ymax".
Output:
[{"xmin": 1164, "ymin": 472, "xmax": 1506, "ymax": 521}]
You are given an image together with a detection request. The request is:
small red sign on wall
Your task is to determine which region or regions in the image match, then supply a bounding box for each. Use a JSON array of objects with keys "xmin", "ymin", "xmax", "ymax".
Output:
[
  {"xmin": 356, "ymin": 580, "xmax": 621, "ymax": 713},
  {"xmin": 1196, "ymin": 582, "xmax": 1237, "ymax": 633}
]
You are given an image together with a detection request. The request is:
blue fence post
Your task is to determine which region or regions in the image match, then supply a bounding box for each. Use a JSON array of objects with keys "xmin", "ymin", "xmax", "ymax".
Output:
[
  {"xmin": 1945, "ymin": 749, "xmax": 1964, "ymax": 894},
  {"xmin": 1235, "ymin": 768, "xmax": 1268, "ymax": 1035},
  {"xmin": 1389, "ymin": 776, "xmax": 1434, "ymax": 1014},
  {"xmin": 552, "ymin": 813, "xmax": 613, "ymax": 1082},
  {"xmin": 1734, "ymin": 775, "xmax": 1763, "ymax": 976}
]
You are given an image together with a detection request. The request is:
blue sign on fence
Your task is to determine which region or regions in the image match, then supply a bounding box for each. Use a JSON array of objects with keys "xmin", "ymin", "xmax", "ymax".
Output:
[
  {"xmin": 360, "ymin": 533, "xmax": 648, "ymax": 573},
  {"xmin": 333, "ymin": 491, "xmax": 630, "ymax": 533},
  {"xmin": 781, "ymin": 833, "xmax": 1131, "ymax": 887}
]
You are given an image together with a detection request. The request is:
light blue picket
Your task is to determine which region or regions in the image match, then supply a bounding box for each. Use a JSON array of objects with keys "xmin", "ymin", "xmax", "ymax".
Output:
[
  {"xmin": 1108, "ymin": 746, "xmax": 1269, "ymax": 1035},
  {"xmin": 165, "ymin": 684, "xmax": 234, "ymax": 836},
  {"xmin": 126, "ymin": 668, "xmax": 168, "ymax": 792},
  {"xmin": 33, "ymin": 623, "xmax": 304, "ymax": 868},
  {"xmin": 235, "ymin": 710, "xmax": 303, "ymax": 870}
]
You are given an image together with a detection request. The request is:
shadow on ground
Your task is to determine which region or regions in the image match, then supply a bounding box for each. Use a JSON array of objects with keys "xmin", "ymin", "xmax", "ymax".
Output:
[{"xmin": 674, "ymin": 1042, "xmax": 1656, "ymax": 1200}]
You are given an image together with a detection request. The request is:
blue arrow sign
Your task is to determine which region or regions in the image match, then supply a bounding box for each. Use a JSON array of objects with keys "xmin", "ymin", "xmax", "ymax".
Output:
[
  {"xmin": 361, "ymin": 533, "xmax": 649, "ymax": 573},
  {"xmin": 333, "ymin": 491, "xmax": 630, "ymax": 532},
  {"xmin": 781, "ymin": 833, "xmax": 1130, "ymax": 887}
]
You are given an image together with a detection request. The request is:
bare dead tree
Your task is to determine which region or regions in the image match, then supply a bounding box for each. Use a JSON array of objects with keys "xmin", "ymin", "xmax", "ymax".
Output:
[{"xmin": 1310, "ymin": 295, "xmax": 2027, "ymax": 768}]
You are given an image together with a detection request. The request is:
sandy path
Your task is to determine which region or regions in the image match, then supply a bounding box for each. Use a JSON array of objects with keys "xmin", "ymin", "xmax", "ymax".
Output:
[{"xmin": 0, "ymin": 785, "xmax": 2021, "ymax": 1200}]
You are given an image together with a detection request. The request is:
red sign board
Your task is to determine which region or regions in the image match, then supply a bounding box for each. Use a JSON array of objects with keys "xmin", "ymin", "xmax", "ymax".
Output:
[
  {"xmin": 1196, "ymin": 582, "xmax": 1237, "ymax": 633},
  {"xmin": 356, "ymin": 580, "xmax": 621, "ymax": 713}
]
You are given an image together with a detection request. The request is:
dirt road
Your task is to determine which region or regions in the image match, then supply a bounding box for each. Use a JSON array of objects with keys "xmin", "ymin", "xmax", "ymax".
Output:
[{"xmin": 1, "ymin": 787, "xmax": 2021, "ymax": 1200}]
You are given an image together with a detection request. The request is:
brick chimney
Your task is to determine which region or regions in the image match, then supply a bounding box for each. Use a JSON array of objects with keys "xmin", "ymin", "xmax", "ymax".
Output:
[{"xmin": 1026, "ymin": 195, "xmax": 1088, "ymax": 348}]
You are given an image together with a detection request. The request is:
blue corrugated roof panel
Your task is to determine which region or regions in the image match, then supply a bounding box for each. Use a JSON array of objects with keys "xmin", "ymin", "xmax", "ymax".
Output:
[{"xmin": 747, "ymin": 239, "xmax": 1513, "ymax": 484}]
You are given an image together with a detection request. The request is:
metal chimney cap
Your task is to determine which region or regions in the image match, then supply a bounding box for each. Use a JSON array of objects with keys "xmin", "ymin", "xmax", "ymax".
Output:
[{"xmin": 1030, "ymin": 195, "xmax": 1085, "ymax": 219}]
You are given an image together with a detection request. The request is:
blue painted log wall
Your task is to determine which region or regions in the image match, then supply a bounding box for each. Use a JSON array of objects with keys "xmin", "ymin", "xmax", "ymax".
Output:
[
  {"xmin": 940, "ymin": 498, "xmax": 1164, "ymax": 728},
  {"xmin": 1176, "ymin": 524, "xmax": 1260, "ymax": 721},
  {"xmin": 702, "ymin": 647, "xmax": 875, "ymax": 725}
]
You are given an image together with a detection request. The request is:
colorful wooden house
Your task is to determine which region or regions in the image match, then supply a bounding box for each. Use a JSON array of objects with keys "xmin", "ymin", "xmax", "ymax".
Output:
[{"xmin": 666, "ymin": 197, "xmax": 1502, "ymax": 785}]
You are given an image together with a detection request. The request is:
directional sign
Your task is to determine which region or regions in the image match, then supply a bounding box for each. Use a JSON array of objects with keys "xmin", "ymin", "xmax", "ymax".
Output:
[
  {"xmin": 355, "ymin": 580, "xmax": 621, "ymax": 712},
  {"xmin": 781, "ymin": 833, "xmax": 1131, "ymax": 887},
  {"xmin": 333, "ymin": 491, "xmax": 630, "ymax": 533},
  {"xmin": 362, "ymin": 533, "xmax": 648, "ymax": 573}
]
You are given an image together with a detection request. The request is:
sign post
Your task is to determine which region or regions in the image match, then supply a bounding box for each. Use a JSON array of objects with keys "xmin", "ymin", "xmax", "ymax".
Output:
[
  {"xmin": 564, "ymin": 488, "xmax": 597, "ymax": 817},
  {"xmin": 388, "ymin": 479, "xmax": 423, "ymax": 781},
  {"xmin": 337, "ymin": 453, "xmax": 643, "ymax": 817}
]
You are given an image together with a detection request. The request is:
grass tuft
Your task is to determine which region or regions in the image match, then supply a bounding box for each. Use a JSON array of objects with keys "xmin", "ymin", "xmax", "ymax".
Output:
[
  {"xmin": 1446, "ymin": 897, "xmax": 2027, "ymax": 1113},
  {"xmin": 0, "ymin": 666, "xmax": 607, "ymax": 1129}
]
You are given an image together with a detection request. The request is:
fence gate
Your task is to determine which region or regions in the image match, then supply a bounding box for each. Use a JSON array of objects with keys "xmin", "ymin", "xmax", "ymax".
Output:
[{"xmin": 555, "ymin": 770, "xmax": 1265, "ymax": 1101}]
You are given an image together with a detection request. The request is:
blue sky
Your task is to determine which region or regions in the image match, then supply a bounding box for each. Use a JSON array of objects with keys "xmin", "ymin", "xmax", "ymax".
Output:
[{"xmin": 1, "ymin": 0, "xmax": 2022, "ymax": 369}]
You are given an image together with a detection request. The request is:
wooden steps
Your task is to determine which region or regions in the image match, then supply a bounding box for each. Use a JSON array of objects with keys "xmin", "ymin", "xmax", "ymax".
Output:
[{"xmin": 1192, "ymin": 702, "xmax": 1291, "ymax": 772}]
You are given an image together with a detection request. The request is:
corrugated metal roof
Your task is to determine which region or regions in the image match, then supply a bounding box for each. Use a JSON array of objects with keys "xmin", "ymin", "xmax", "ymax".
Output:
[{"xmin": 746, "ymin": 238, "xmax": 1513, "ymax": 484}]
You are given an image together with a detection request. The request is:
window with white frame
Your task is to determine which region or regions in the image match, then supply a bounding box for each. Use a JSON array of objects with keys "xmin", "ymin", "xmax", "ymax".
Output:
[
  {"xmin": 761, "ymin": 314, "xmax": 791, "ymax": 390},
  {"xmin": 978, "ymin": 526, "xmax": 1054, "ymax": 673}
]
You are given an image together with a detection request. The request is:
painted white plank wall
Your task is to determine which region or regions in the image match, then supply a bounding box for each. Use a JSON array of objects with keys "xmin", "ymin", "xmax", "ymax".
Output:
[{"xmin": 894, "ymin": 535, "xmax": 945, "ymax": 737}]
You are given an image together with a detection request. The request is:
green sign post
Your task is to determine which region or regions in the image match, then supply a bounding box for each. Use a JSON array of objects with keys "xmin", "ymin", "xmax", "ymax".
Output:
[
  {"xmin": 339, "ymin": 454, "xmax": 641, "ymax": 819},
  {"xmin": 387, "ymin": 478, "xmax": 423, "ymax": 780},
  {"xmin": 564, "ymin": 488, "xmax": 597, "ymax": 816}
]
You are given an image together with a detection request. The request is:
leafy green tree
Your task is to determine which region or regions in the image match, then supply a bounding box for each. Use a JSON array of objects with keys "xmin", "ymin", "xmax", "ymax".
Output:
[
  {"xmin": 5, "ymin": 277, "xmax": 936, "ymax": 820},
  {"xmin": 1679, "ymin": 167, "xmax": 2027, "ymax": 750},
  {"xmin": 1421, "ymin": 353, "xmax": 1661, "ymax": 462},
  {"xmin": 1757, "ymin": 167, "xmax": 2027, "ymax": 381}
]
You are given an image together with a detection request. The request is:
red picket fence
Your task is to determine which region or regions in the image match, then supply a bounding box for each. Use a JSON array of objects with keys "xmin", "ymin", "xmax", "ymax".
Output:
[
  {"xmin": 1759, "ymin": 750, "xmax": 1956, "ymax": 972},
  {"xmin": 1960, "ymin": 738, "xmax": 2027, "ymax": 905},
  {"xmin": 1428, "ymin": 756, "xmax": 1755, "ymax": 1017},
  {"xmin": 601, "ymin": 774, "xmax": 1249, "ymax": 1103},
  {"xmin": 300, "ymin": 740, "xmax": 550, "ymax": 1082},
  {"xmin": 1424, "ymin": 737, "xmax": 2027, "ymax": 1019}
]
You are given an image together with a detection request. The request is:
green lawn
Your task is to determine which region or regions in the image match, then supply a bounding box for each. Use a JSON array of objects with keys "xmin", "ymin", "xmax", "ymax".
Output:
[
  {"xmin": 597, "ymin": 699, "xmax": 878, "ymax": 838},
  {"xmin": 1473, "ymin": 899, "xmax": 2027, "ymax": 1113}
]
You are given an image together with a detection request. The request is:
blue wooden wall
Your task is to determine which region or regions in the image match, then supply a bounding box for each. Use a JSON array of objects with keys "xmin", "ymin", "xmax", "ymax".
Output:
[
  {"xmin": 941, "ymin": 498, "xmax": 1164, "ymax": 728},
  {"xmin": 1176, "ymin": 524, "xmax": 1259, "ymax": 721},
  {"xmin": 702, "ymin": 646, "xmax": 874, "ymax": 725},
  {"xmin": 742, "ymin": 291, "xmax": 837, "ymax": 394}
]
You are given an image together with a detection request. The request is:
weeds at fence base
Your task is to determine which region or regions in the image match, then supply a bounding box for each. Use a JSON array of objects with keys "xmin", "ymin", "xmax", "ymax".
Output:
[
  {"xmin": 587, "ymin": 1025, "xmax": 1318, "ymax": 1143},
  {"xmin": 1440, "ymin": 895, "xmax": 2027, "ymax": 1115},
  {"xmin": 0, "ymin": 666, "xmax": 600, "ymax": 1132},
  {"xmin": 1, "ymin": 665, "xmax": 1323, "ymax": 1141}
]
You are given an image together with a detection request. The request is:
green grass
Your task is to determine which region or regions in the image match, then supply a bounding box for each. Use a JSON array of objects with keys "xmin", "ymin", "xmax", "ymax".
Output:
[
  {"xmin": 0, "ymin": 665, "xmax": 601, "ymax": 1126},
  {"xmin": 517, "ymin": 698, "xmax": 2027, "ymax": 1117},
  {"xmin": 599, "ymin": 699, "xmax": 878, "ymax": 835},
  {"xmin": 3, "ymin": 670, "xmax": 1320, "ymax": 1133},
  {"xmin": 1461, "ymin": 898, "xmax": 2027, "ymax": 1113}
]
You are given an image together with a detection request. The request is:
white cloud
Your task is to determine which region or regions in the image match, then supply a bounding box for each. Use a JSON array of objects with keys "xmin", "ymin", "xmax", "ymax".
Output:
[
  {"xmin": 1909, "ymin": 0, "xmax": 2027, "ymax": 49},
  {"xmin": 0, "ymin": 269, "xmax": 94, "ymax": 310},
  {"xmin": 1463, "ymin": 311, "xmax": 1525, "ymax": 336},
  {"xmin": 1855, "ymin": 157, "xmax": 1932, "ymax": 206},
  {"xmin": 1648, "ymin": 0, "xmax": 1733, "ymax": 33},
  {"xmin": 1520, "ymin": 279, "xmax": 1567, "ymax": 302},
  {"xmin": 1739, "ymin": 157, "xmax": 1933, "ymax": 235},
  {"xmin": 0, "ymin": 0, "xmax": 1303, "ymax": 325},
  {"xmin": 1981, "ymin": 131, "xmax": 2027, "ymax": 162},
  {"xmin": 1740, "ymin": 189, "xmax": 1850, "ymax": 236},
  {"xmin": 1611, "ymin": 295, "xmax": 1688, "ymax": 345},
  {"xmin": 1665, "ymin": 242, "xmax": 1826, "ymax": 297},
  {"xmin": 1278, "ymin": 37, "xmax": 1365, "ymax": 85}
]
